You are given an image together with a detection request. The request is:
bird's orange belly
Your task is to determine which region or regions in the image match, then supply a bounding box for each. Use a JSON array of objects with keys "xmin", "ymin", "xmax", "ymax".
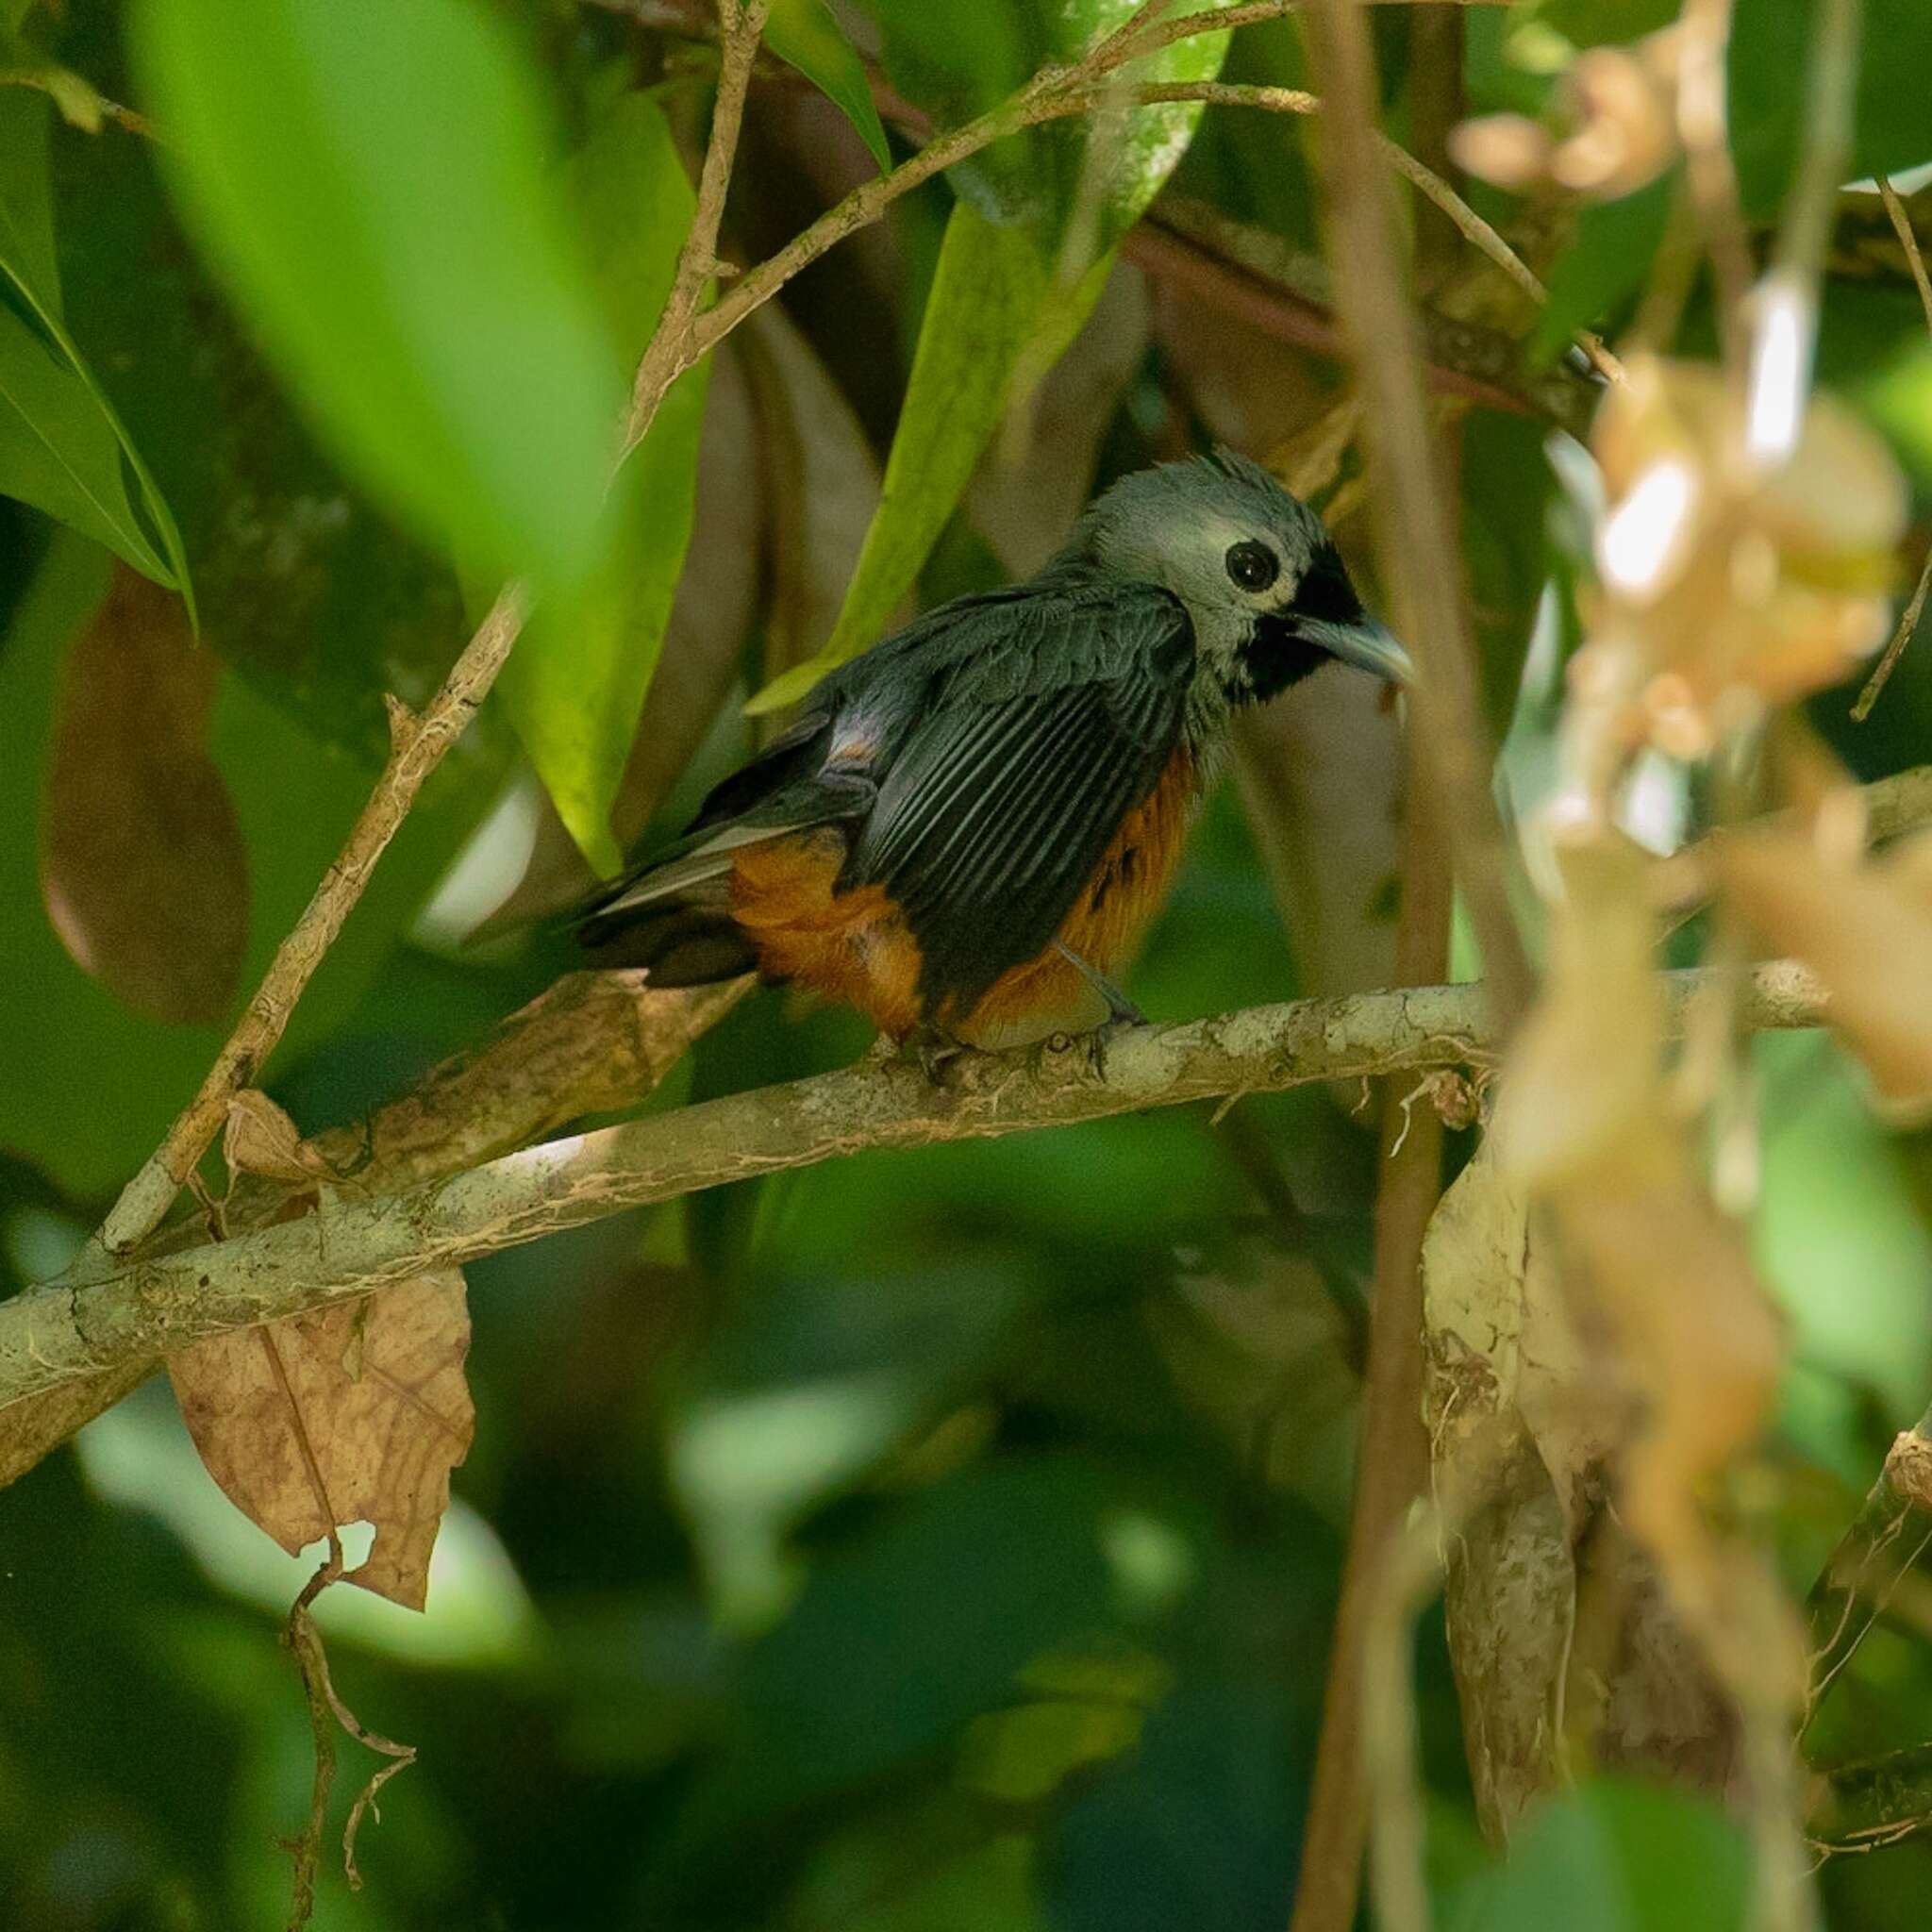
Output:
[{"xmin": 728, "ymin": 747, "xmax": 1196, "ymax": 1046}]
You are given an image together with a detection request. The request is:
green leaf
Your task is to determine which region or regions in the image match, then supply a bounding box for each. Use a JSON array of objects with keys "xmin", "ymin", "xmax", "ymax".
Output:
[
  {"xmin": 1446, "ymin": 1779, "xmax": 1750, "ymax": 1932},
  {"xmin": 0, "ymin": 88, "xmax": 192, "ymax": 602},
  {"xmin": 495, "ymin": 94, "xmax": 706, "ymax": 874},
  {"xmin": 1529, "ymin": 174, "xmax": 1673, "ymax": 366},
  {"xmin": 49, "ymin": 62, "xmax": 477, "ymax": 768},
  {"xmin": 1730, "ymin": 0, "xmax": 1932, "ymax": 221},
  {"xmin": 0, "ymin": 85, "xmax": 58, "ymax": 300},
  {"xmin": 766, "ymin": 0, "xmax": 891, "ymax": 175},
  {"xmin": 131, "ymin": 0, "xmax": 624, "ymax": 597},
  {"xmin": 865, "ymin": 0, "xmax": 1231, "ymax": 240},
  {"xmin": 1857, "ymin": 337, "xmax": 1932, "ymax": 487},
  {"xmin": 748, "ymin": 200, "xmax": 1109, "ymax": 714}
]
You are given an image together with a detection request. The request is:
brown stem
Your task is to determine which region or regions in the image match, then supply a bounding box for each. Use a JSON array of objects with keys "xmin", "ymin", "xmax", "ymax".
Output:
[
  {"xmin": 1290, "ymin": 737, "xmax": 1450, "ymax": 1932},
  {"xmin": 1297, "ymin": 0, "xmax": 1536, "ymax": 1027},
  {"xmin": 0, "ymin": 960, "xmax": 1825, "ymax": 1425}
]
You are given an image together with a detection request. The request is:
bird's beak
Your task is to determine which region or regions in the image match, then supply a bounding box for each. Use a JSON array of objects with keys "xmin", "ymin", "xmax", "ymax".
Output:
[{"xmin": 1311, "ymin": 614, "xmax": 1414, "ymax": 686}]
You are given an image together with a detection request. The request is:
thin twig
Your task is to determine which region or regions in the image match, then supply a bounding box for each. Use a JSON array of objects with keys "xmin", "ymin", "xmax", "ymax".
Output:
[
  {"xmin": 1124, "ymin": 78, "xmax": 1624, "ymax": 386},
  {"xmin": 92, "ymin": 586, "xmax": 525, "ymax": 1258},
  {"xmin": 1853, "ymin": 556, "xmax": 1932, "ymax": 724},
  {"xmin": 1851, "ymin": 176, "xmax": 1932, "ymax": 722},
  {"xmin": 1806, "ymin": 1414, "xmax": 1932, "ymax": 1732},
  {"xmin": 282, "ymin": 1543, "xmax": 347, "ymax": 1932},
  {"xmin": 92, "ymin": 0, "xmax": 775, "ymax": 1263},
  {"xmin": 625, "ymin": 0, "xmax": 772, "ymax": 453},
  {"xmin": 1, "ymin": 962, "xmax": 1826, "ymax": 1421},
  {"xmin": 283, "ymin": 1542, "xmax": 418, "ymax": 1917},
  {"xmin": 1877, "ymin": 174, "xmax": 1932, "ymax": 335}
]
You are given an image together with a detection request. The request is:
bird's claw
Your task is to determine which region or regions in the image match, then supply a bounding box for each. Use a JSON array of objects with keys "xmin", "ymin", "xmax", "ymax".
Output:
[
  {"xmin": 1085, "ymin": 1009, "xmax": 1145, "ymax": 1081},
  {"xmin": 910, "ymin": 1027, "xmax": 966, "ymax": 1085}
]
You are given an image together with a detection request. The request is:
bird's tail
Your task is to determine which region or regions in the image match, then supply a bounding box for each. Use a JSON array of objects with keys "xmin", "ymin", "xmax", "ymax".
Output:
[{"xmin": 574, "ymin": 828, "xmax": 768, "ymax": 985}]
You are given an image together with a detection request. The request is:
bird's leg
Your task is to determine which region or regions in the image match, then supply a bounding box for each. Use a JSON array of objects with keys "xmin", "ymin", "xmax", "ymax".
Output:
[
  {"xmin": 1053, "ymin": 941, "xmax": 1147, "ymax": 1029},
  {"xmin": 908, "ymin": 1023, "xmax": 966, "ymax": 1085}
]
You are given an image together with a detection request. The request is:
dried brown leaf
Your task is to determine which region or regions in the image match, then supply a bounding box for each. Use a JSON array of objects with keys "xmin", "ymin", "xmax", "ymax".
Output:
[
  {"xmin": 1423, "ymin": 1137, "xmax": 1754, "ymax": 1831},
  {"xmin": 1491, "ymin": 840, "xmax": 1664, "ymax": 1188},
  {"xmin": 225, "ymin": 1089, "xmax": 333, "ymax": 1185},
  {"xmin": 1716, "ymin": 824, "xmax": 1932, "ymax": 1115},
  {"xmin": 1577, "ymin": 358, "xmax": 1907, "ymax": 762},
  {"xmin": 40, "ymin": 564, "xmax": 248, "ymax": 1024},
  {"xmin": 169, "ymin": 1272, "xmax": 475, "ymax": 1609}
]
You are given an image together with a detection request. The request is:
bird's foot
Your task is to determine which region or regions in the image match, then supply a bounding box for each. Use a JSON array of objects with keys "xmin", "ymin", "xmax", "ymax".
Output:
[
  {"xmin": 908, "ymin": 1024, "xmax": 967, "ymax": 1085},
  {"xmin": 1083, "ymin": 1008, "xmax": 1148, "ymax": 1082}
]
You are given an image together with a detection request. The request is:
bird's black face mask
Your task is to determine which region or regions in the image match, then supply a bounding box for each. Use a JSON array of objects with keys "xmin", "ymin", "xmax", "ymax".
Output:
[{"xmin": 1240, "ymin": 541, "xmax": 1386, "ymax": 701}]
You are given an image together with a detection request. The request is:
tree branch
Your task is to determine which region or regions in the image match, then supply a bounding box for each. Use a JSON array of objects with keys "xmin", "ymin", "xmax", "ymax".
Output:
[
  {"xmin": 0, "ymin": 962, "xmax": 1824, "ymax": 1421},
  {"xmin": 89, "ymin": 0, "xmax": 774, "ymax": 1263},
  {"xmin": 1806, "ymin": 1414, "xmax": 1932, "ymax": 1735},
  {"xmin": 0, "ymin": 974, "xmax": 748, "ymax": 1487}
]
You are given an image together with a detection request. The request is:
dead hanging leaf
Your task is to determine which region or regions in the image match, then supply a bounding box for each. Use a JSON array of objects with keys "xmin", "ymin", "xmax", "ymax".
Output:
[
  {"xmin": 738, "ymin": 298, "xmax": 882, "ymax": 676},
  {"xmin": 1571, "ymin": 357, "xmax": 1907, "ymax": 763},
  {"xmin": 1716, "ymin": 824, "xmax": 1932, "ymax": 1117},
  {"xmin": 1491, "ymin": 836, "xmax": 1788, "ymax": 1648},
  {"xmin": 40, "ymin": 564, "xmax": 248, "ymax": 1024},
  {"xmin": 1453, "ymin": 27, "xmax": 1682, "ymax": 200},
  {"xmin": 1491, "ymin": 839, "xmax": 1665, "ymax": 1189},
  {"xmin": 224, "ymin": 1088, "xmax": 336, "ymax": 1187},
  {"xmin": 1425, "ymin": 1129, "xmax": 1761, "ymax": 1830},
  {"xmin": 169, "ymin": 1274, "xmax": 475, "ymax": 1609}
]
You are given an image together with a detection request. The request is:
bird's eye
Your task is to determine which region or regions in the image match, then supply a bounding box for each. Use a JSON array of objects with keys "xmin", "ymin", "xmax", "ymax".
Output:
[{"xmin": 1224, "ymin": 540, "xmax": 1279, "ymax": 592}]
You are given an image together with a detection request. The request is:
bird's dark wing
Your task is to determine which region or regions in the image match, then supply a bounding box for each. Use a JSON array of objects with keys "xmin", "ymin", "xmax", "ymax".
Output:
[{"xmin": 844, "ymin": 578, "xmax": 1195, "ymax": 1010}]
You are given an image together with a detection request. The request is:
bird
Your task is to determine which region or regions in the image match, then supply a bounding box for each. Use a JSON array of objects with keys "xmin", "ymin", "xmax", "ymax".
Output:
[{"xmin": 575, "ymin": 450, "xmax": 1410, "ymax": 1061}]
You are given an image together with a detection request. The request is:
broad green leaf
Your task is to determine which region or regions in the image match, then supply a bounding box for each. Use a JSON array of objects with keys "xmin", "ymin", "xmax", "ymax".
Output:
[
  {"xmin": 1463, "ymin": 413, "xmax": 1558, "ymax": 735},
  {"xmin": 1529, "ymin": 174, "xmax": 1673, "ymax": 366},
  {"xmin": 766, "ymin": 0, "xmax": 891, "ymax": 175},
  {"xmin": 1515, "ymin": 0, "xmax": 1677, "ymax": 45},
  {"xmin": 748, "ymin": 201, "xmax": 1109, "ymax": 713},
  {"xmin": 50, "ymin": 75, "xmax": 480, "ymax": 768},
  {"xmin": 1446, "ymin": 1779, "xmax": 1750, "ymax": 1932},
  {"xmin": 1857, "ymin": 338, "xmax": 1932, "ymax": 489},
  {"xmin": 0, "ymin": 88, "xmax": 192, "ymax": 601},
  {"xmin": 1730, "ymin": 0, "xmax": 1932, "ymax": 220},
  {"xmin": 496, "ymin": 95, "xmax": 706, "ymax": 874},
  {"xmin": 865, "ymin": 0, "xmax": 1231, "ymax": 240},
  {"xmin": 0, "ymin": 86, "xmax": 57, "ymax": 298},
  {"xmin": 131, "ymin": 0, "xmax": 624, "ymax": 597},
  {"xmin": 1754, "ymin": 1032, "xmax": 1932, "ymax": 1428}
]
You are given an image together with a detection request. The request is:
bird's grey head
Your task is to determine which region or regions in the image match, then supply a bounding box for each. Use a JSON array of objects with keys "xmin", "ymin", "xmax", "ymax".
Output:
[{"xmin": 1064, "ymin": 450, "xmax": 1410, "ymax": 706}]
